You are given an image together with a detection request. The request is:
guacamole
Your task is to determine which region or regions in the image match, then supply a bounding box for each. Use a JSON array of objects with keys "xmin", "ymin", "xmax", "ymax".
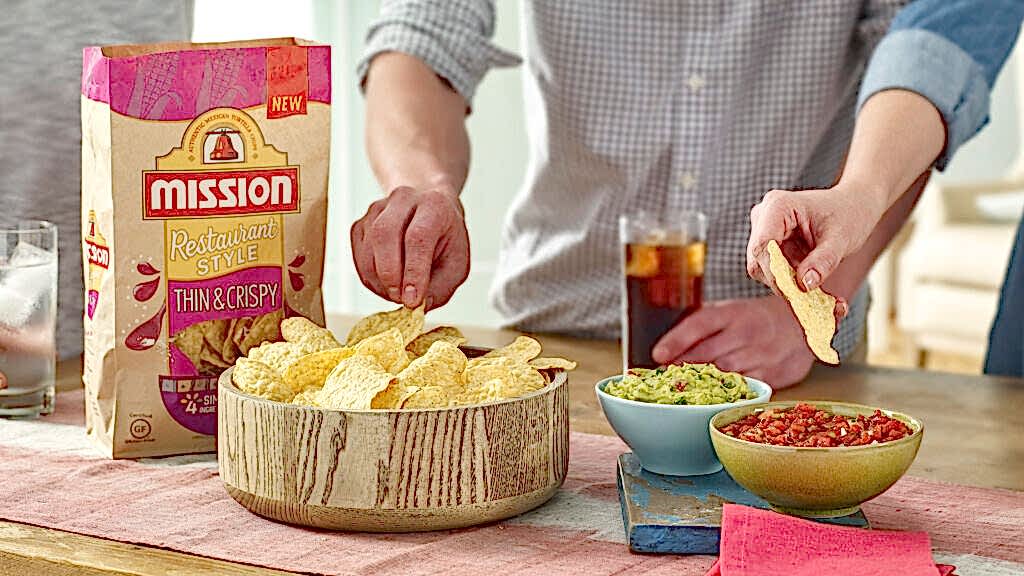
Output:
[{"xmin": 604, "ymin": 363, "xmax": 756, "ymax": 405}]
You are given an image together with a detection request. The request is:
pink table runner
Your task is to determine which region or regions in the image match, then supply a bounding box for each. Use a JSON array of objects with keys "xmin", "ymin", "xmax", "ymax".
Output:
[{"xmin": 2, "ymin": 391, "xmax": 1022, "ymax": 576}]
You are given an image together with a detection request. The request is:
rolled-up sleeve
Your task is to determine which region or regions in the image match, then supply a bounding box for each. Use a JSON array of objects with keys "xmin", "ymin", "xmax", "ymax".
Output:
[
  {"xmin": 858, "ymin": 0, "xmax": 1024, "ymax": 169},
  {"xmin": 357, "ymin": 0, "xmax": 521, "ymax": 105}
]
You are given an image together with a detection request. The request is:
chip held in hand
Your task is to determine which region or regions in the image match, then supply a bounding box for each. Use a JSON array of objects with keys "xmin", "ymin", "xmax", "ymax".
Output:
[{"xmin": 766, "ymin": 240, "xmax": 840, "ymax": 364}]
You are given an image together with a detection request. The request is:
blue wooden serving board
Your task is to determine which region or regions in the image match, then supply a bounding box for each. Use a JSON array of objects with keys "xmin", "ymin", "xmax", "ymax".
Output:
[{"xmin": 617, "ymin": 453, "xmax": 868, "ymax": 554}]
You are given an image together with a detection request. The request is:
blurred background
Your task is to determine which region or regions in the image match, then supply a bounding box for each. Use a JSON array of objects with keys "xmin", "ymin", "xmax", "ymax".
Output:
[{"xmin": 193, "ymin": 0, "xmax": 1024, "ymax": 375}]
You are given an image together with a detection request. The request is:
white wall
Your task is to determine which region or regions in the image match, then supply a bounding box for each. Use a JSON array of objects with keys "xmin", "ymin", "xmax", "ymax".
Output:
[
  {"xmin": 192, "ymin": 1, "xmax": 315, "ymax": 42},
  {"xmin": 933, "ymin": 39, "xmax": 1021, "ymax": 184}
]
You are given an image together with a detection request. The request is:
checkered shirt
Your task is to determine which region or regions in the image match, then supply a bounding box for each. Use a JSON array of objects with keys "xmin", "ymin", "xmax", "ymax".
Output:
[{"xmin": 359, "ymin": 0, "xmax": 916, "ymax": 359}]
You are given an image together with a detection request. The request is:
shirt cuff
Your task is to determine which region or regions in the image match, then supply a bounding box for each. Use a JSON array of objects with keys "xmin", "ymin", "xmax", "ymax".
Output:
[
  {"xmin": 858, "ymin": 28, "xmax": 991, "ymax": 171},
  {"xmin": 356, "ymin": 21, "xmax": 521, "ymax": 106}
]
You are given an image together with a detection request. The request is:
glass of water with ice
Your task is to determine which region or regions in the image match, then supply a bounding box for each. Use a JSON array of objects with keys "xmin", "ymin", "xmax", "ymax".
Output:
[{"xmin": 0, "ymin": 221, "xmax": 57, "ymax": 417}]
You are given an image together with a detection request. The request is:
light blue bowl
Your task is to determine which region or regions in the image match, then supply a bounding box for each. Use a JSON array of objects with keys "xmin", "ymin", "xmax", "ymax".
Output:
[{"xmin": 595, "ymin": 375, "xmax": 773, "ymax": 476}]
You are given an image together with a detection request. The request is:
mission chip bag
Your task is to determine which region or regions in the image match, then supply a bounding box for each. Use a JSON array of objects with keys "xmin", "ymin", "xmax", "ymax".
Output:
[{"xmin": 81, "ymin": 39, "xmax": 330, "ymax": 458}]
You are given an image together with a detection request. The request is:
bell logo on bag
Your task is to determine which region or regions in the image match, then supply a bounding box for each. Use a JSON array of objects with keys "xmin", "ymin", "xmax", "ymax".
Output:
[{"xmin": 81, "ymin": 39, "xmax": 330, "ymax": 458}]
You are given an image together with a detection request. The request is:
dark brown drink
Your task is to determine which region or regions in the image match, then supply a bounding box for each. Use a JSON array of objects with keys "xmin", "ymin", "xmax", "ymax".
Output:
[{"xmin": 624, "ymin": 242, "xmax": 705, "ymax": 368}]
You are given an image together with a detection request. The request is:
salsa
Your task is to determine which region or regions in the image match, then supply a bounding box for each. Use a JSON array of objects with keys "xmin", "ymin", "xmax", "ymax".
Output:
[
  {"xmin": 603, "ymin": 363, "xmax": 756, "ymax": 405},
  {"xmin": 717, "ymin": 403, "xmax": 913, "ymax": 447}
]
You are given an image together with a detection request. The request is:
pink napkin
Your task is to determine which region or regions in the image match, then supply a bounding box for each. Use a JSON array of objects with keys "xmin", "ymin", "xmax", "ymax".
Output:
[{"xmin": 705, "ymin": 504, "xmax": 956, "ymax": 576}]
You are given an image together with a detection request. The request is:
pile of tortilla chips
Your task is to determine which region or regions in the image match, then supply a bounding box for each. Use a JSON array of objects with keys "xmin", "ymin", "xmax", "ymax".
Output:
[{"xmin": 230, "ymin": 306, "xmax": 576, "ymax": 409}]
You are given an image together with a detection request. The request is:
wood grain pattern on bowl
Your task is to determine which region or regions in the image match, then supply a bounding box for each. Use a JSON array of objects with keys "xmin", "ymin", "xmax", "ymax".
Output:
[{"xmin": 217, "ymin": 364, "xmax": 569, "ymax": 532}]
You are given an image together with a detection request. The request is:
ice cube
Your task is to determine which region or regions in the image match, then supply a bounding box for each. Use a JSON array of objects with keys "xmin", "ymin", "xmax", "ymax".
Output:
[
  {"xmin": 7, "ymin": 241, "xmax": 56, "ymax": 268},
  {"xmin": 0, "ymin": 242, "xmax": 56, "ymax": 327}
]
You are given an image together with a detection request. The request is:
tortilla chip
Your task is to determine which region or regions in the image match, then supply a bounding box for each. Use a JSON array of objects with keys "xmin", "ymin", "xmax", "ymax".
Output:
[
  {"xmin": 400, "ymin": 341, "xmax": 466, "ymax": 387},
  {"xmin": 528, "ymin": 357, "xmax": 577, "ymax": 371},
  {"xmin": 232, "ymin": 357, "xmax": 293, "ymax": 402},
  {"xmin": 239, "ymin": 309, "xmax": 283, "ymax": 355},
  {"xmin": 345, "ymin": 305, "xmax": 425, "ymax": 347},
  {"xmin": 451, "ymin": 378, "xmax": 508, "ymax": 406},
  {"xmin": 291, "ymin": 388, "xmax": 321, "ymax": 407},
  {"xmin": 220, "ymin": 318, "xmax": 243, "ymax": 365},
  {"xmin": 354, "ymin": 327, "xmax": 410, "ymax": 373},
  {"xmin": 373, "ymin": 341, "xmax": 467, "ymax": 409},
  {"xmin": 483, "ymin": 336, "xmax": 542, "ymax": 363},
  {"xmin": 402, "ymin": 386, "xmax": 456, "ymax": 409},
  {"xmin": 230, "ymin": 316, "xmax": 253, "ymax": 350},
  {"xmin": 406, "ymin": 326, "xmax": 466, "ymax": 357},
  {"xmin": 462, "ymin": 355, "xmax": 546, "ymax": 400},
  {"xmin": 281, "ymin": 316, "xmax": 342, "ymax": 353},
  {"xmin": 171, "ymin": 324, "xmax": 205, "ymax": 368},
  {"xmin": 766, "ymin": 240, "xmax": 839, "ymax": 364},
  {"xmin": 199, "ymin": 343, "xmax": 230, "ymax": 369},
  {"xmin": 246, "ymin": 341, "xmax": 307, "ymax": 374},
  {"xmin": 282, "ymin": 347, "xmax": 355, "ymax": 393},
  {"xmin": 317, "ymin": 355, "xmax": 397, "ymax": 410},
  {"xmin": 200, "ymin": 318, "xmax": 230, "ymax": 352},
  {"xmin": 370, "ymin": 382, "xmax": 422, "ymax": 409}
]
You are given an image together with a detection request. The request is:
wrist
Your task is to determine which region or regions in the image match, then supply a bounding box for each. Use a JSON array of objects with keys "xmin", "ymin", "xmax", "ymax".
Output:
[
  {"xmin": 830, "ymin": 176, "xmax": 890, "ymax": 224},
  {"xmin": 385, "ymin": 175, "xmax": 461, "ymax": 199},
  {"xmin": 384, "ymin": 182, "xmax": 465, "ymax": 217}
]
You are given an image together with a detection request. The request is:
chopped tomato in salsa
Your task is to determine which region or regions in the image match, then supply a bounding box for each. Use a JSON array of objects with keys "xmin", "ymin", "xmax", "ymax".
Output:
[{"xmin": 717, "ymin": 403, "xmax": 913, "ymax": 447}]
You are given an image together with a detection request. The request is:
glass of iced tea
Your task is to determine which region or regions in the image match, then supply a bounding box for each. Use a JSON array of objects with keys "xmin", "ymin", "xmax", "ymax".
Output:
[{"xmin": 620, "ymin": 211, "xmax": 706, "ymax": 371}]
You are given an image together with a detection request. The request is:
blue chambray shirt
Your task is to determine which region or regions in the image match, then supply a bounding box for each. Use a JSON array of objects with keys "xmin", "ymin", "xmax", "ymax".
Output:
[
  {"xmin": 860, "ymin": 0, "xmax": 1023, "ymax": 169},
  {"xmin": 359, "ymin": 0, "xmax": 1022, "ymax": 360}
]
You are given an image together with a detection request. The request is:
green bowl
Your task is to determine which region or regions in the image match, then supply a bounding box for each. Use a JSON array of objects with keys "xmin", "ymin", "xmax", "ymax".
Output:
[{"xmin": 709, "ymin": 401, "xmax": 923, "ymax": 518}]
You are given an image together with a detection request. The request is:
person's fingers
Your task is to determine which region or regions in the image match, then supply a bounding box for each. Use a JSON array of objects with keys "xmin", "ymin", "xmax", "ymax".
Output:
[
  {"xmin": 424, "ymin": 222, "xmax": 470, "ymax": 310},
  {"xmin": 651, "ymin": 303, "xmax": 732, "ymax": 364},
  {"xmin": 747, "ymin": 190, "xmax": 798, "ymax": 287},
  {"xmin": 672, "ymin": 324, "xmax": 748, "ymax": 365},
  {"xmin": 746, "ymin": 201, "xmax": 768, "ymax": 279},
  {"xmin": 834, "ymin": 296, "xmax": 849, "ymax": 320},
  {"xmin": 368, "ymin": 188, "xmax": 417, "ymax": 300},
  {"xmin": 350, "ymin": 218, "xmax": 388, "ymax": 299},
  {"xmin": 755, "ymin": 251, "xmax": 781, "ymax": 297},
  {"xmin": 400, "ymin": 205, "xmax": 446, "ymax": 308},
  {"xmin": 708, "ymin": 347, "xmax": 763, "ymax": 375},
  {"xmin": 795, "ymin": 237, "xmax": 843, "ymax": 291}
]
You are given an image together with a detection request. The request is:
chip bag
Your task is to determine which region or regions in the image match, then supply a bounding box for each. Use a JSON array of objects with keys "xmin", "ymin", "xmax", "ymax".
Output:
[{"xmin": 81, "ymin": 39, "xmax": 330, "ymax": 457}]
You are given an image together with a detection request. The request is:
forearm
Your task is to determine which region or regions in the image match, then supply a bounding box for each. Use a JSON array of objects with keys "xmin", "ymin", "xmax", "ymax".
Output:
[
  {"xmin": 364, "ymin": 52, "xmax": 470, "ymax": 196},
  {"xmin": 823, "ymin": 172, "xmax": 928, "ymax": 300},
  {"xmin": 838, "ymin": 88, "xmax": 945, "ymax": 221},
  {"xmin": 813, "ymin": 89, "xmax": 943, "ymax": 298}
]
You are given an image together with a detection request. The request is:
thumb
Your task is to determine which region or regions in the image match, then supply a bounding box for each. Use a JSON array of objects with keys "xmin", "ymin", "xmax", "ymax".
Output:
[{"xmin": 795, "ymin": 239, "xmax": 842, "ymax": 291}]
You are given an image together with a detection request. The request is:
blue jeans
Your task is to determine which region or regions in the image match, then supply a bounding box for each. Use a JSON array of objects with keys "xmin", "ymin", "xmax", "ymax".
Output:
[{"xmin": 985, "ymin": 214, "xmax": 1024, "ymax": 377}]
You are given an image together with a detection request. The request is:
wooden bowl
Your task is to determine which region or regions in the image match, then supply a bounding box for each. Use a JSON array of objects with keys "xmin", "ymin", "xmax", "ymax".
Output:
[{"xmin": 217, "ymin": 352, "xmax": 569, "ymax": 532}]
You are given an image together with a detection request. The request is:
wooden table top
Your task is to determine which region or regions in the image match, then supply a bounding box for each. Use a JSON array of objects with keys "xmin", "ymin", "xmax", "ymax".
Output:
[{"xmin": 4, "ymin": 317, "xmax": 1023, "ymax": 575}]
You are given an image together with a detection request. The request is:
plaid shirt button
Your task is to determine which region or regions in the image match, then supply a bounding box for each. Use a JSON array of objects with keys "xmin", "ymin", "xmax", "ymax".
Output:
[
  {"xmin": 686, "ymin": 73, "xmax": 707, "ymax": 92},
  {"xmin": 679, "ymin": 171, "xmax": 699, "ymax": 191}
]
